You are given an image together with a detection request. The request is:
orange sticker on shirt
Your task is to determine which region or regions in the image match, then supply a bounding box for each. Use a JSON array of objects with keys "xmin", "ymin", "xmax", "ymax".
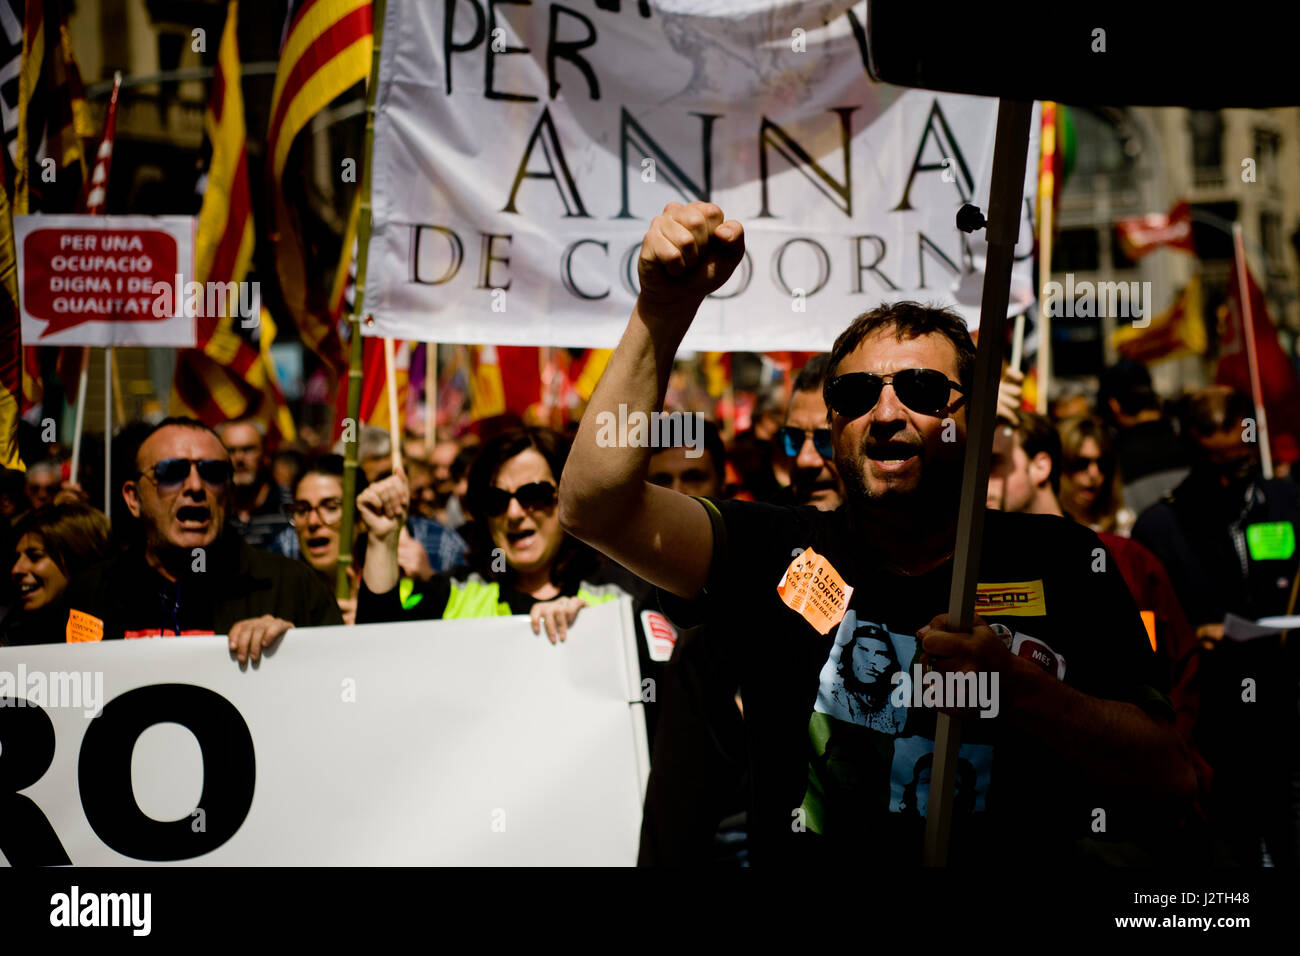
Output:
[
  {"xmin": 66, "ymin": 609, "xmax": 104, "ymax": 643},
  {"xmin": 776, "ymin": 547, "xmax": 853, "ymax": 635},
  {"xmin": 1140, "ymin": 611, "xmax": 1157, "ymax": 652}
]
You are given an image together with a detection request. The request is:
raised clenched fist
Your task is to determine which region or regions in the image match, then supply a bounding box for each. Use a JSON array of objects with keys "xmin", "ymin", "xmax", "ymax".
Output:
[
  {"xmin": 637, "ymin": 202, "xmax": 745, "ymax": 313},
  {"xmin": 357, "ymin": 470, "xmax": 410, "ymax": 543}
]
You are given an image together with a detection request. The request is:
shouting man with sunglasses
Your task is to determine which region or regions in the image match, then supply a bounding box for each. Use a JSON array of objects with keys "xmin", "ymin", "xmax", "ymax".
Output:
[
  {"xmin": 560, "ymin": 202, "xmax": 1196, "ymax": 867},
  {"xmin": 62, "ymin": 418, "xmax": 342, "ymax": 662}
]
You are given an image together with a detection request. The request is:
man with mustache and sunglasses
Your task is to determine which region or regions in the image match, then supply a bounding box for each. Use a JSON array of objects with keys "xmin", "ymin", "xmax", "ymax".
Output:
[
  {"xmin": 61, "ymin": 418, "xmax": 342, "ymax": 662},
  {"xmin": 560, "ymin": 201, "xmax": 1195, "ymax": 867}
]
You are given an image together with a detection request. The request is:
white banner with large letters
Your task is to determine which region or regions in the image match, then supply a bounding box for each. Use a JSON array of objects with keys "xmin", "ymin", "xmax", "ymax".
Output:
[
  {"xmin": 0, "ymin": 600, "xmax": 649, "ymax": 866},
  {"xmin": 363, "ymin": 0, "xmax": 1038, "ymax": 350}
]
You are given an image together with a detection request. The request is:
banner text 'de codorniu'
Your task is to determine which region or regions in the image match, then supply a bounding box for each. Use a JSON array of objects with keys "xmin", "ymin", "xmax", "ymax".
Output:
[
  {"xmin": 363, "ymin": 0, "xmax": 1039, "ymax": 350},
  {"xmin": 0, "ymin": 600, "xmax": 648, "ymax": 865}
]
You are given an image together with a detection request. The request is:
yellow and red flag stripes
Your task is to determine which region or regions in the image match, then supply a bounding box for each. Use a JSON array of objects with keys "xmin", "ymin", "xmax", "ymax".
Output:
[
  {"xmin": 172, "ymin": 308, "xmax": 296, "ymax": 445},
  {"xmin": 469, "ymin": 345, "xmax": 543, "ymax": 422},
  {"xmin": 173, "ymin": 2, "xmax": 292, "ymax": 443},
  {"xmin": 1112, "ymin": 276, "xmax": 1207, "ymax": 365},
  {"xmin": 268, "ymin": 0, "xmax": 372, "ymax": 373},
  {"xmin": 332, "ymin": 334, "xmax": 408, "ymax": 434},
  {"xmin": 195, "ymin": 0, "xmax": 255, "ymax": 327},
  {"xmin": 0, "ymin": 163, "xmax": 24, "ymax": 469},
  {"xmin": 574, "ymin": 349, "xmax": 613, "ymax": 402},
  {"xmin": 14, "ymin": 0, "xmax": 90, "ymax": 215}
]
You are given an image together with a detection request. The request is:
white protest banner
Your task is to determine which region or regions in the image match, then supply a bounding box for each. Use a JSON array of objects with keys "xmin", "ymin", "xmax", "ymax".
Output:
[
  {"xmin": 0, "ymin": 600, "xmax": 649, "ymax": 865},
  {"xmin": 14, "ymin": 214, "xmax": 196, "ymax": 347},
  {"xmin": 363, "ymin": 0, "xmax": 1038, "ymax": 350}
]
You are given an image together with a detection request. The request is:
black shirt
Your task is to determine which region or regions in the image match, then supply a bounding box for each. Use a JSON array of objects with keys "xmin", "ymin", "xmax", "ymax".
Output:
[
  {"xmin": 659, "ymin": 498, "xmax": 1174, "ymax": 866},
  {"xmin": 64, "ymin": 534, "xmax": 343, "ymax": 640}
]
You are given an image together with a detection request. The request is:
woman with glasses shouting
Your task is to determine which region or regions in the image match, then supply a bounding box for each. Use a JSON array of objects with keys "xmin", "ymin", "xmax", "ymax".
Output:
[
  {"xmin": 288, "ymin": 455, "xmax": 365, "ymax": 625},
  {"xmin": 356, "ymin": 427, "xmax": 645, "ymax": 645}
]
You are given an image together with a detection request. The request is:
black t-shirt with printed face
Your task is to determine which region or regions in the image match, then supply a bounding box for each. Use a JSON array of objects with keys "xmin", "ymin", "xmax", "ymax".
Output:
[{"xmin": 658, "ymin": 498, "xmax": 1175, "ymax": 867}]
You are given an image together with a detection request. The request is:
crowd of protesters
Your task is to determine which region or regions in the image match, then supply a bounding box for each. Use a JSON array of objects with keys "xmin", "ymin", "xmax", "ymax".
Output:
[{"xmin": 2, "ymin": 205, "xmax": 1298, "ymax": 869}]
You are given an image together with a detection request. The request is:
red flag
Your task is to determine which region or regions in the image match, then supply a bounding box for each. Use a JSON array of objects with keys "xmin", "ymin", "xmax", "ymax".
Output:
[
  {"xmin": 1115, "ymin": 201, "xmax": 1196, "ymax": 262},
  {"xmin": 82, "ymin": 72, "xmax": 121, "ymax": 214},
  {"xmin": 1216, "ymin": 263, "xmax": 1300, "ymax": 466}
]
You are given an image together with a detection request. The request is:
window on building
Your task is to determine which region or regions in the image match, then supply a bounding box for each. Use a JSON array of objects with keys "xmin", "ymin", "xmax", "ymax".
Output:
[
  {"xmin": 1189, "ymin": 110, "xmax": 1224, "ymax": 182},
  {"xmin": 1053, "ymin": 228, "xmax": 1100, "ymax": 273},
  {"xmin": 1254, "ymin": 129, "xmax": 1280, "ymax": 189},
  {"xmin": 1261, "ymin": 211, "xmax": 1282, "ymax": 262}
]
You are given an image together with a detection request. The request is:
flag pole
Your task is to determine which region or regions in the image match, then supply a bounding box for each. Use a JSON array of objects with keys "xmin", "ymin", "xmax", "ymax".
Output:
[
  {"xmin": 69, "ymin": 347, "xmax": 90, "ymax": 484},
  {"xmin": 384, "ymin": 336, "xmax": 402, "ymax": 475},
  {"xmin": 1010, "ymin": 311, "xmax": 1025, "ymax": 372},
  {"xmin": 425, "ymin": 342, "xmax": 437, "ymax": 452},
  {"xmin": 103, "ymin": 347, "xmax": 112, "ymax": 521},
  {"xmin": 924, "ymin": 98, "xmax": 1034, "ymax": 866},
  {"xmin": 1232, "ymin": 223, "xmax": 1273, "ymax": 480},
  {"xmin": 72, "ymin": 71, "xmax": 122, "ymax": 490},
  {"xmin": 336, "ymin": 0, "xmax": 385, "ymax": 601},
  {"xmin": 1034, "ymin": 102, "xmax": 1055, "ymax": 415}
]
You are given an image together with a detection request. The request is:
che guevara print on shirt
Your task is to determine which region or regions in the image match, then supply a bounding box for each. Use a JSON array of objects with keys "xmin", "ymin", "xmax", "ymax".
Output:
[{"xmin": 802, "ymin": 609, "xmax": 994, "ymax": 835}]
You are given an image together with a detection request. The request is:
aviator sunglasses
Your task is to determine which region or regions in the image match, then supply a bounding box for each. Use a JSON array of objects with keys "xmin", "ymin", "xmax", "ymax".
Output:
[
  {"xmin": 139, "ymin": 458, "xmax": 233, "ymax": 489},
  {"xmin": 824, "ymin": 369, "xmax": 965, "ymax": 419},
  {"xmin": 481, "ymin": 481, "xmax": 558, "ymax": 517}
]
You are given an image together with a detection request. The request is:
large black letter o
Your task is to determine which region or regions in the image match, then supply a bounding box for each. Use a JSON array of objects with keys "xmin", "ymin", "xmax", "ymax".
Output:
[{"xmin": 79, "ymin": 684, "xmax": 255, "ymax": 861}]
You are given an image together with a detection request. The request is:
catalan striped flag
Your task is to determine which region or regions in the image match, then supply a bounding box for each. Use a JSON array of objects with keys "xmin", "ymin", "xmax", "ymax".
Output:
[
  {"xmin": 171, "ymin": 1, "xmax": 294, "ymax": 444},
  {"xmin": 268, "ymin": 0, "xmax": 372, "ymax": 376},
  {"xmin": 5, "ymin": 0, "xmax": 92, "ymax": 454},
  {"xmin": 333, "ymin": 335, "xmax": 408, "ymax": 435},
  {"xmin": 0, "ymin": 158, "xmax": 23, "ymax": 469},
  {"xmin": 1112, "ymin": 276, "xmax": 1207, "ymax": 365},
  {"xmin": 469, "ymin": 346, "xmax": 543, "ymax": 422},
  {"xmin": 13, "ymin": 0, "xmax": 90, "ymax": 215}
]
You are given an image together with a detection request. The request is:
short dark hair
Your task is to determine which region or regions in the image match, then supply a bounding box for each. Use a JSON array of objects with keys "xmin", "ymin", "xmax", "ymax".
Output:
[
  {"xmin": 1186, "ymin": 386, "xmax": 1254, "ymax": 437},
  {"xmin": 648, "ymin": 416, "xmax": 726, "ymax": 488},
  {"xmin": 134, "ymin": 417, "xmax": 225, "ymax": 474},
  {"xmin": 792, "ymin": 353, "xmax": 832, "ymax": 394},
  {"xmin": 1098, "ymin": 359, "xmax": 1158, "ymax": 420},
  {"xmin": 464, "ymin": 426, "xmax": 598, "ymax": 589},
  {"xmin": 1008, "ymin": 411, "xmax": 1063, "ymax": 495},
  {"xmin": 826, "ymin": 301, "xmax": 975, "ymax": 396}
]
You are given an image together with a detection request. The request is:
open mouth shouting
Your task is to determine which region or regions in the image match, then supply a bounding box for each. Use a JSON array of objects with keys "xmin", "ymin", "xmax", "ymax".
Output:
[
  {"xmin": 175, "ymin": 504, "xmax": 213, "ymax": 534},
  {"xmin": 305, "ymin": 534, "xmax": 334, "ymax": 559},
  {"xmin": 866, "ymin": 440, "xmax": 923, "ymax": 473}
]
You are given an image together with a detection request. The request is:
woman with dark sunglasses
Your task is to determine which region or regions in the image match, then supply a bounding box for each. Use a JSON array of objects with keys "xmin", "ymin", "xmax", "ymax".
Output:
[
  {"xmin": 356, "ymin": 427, "xmax": 642, "ymax": 644},
  {"xmin": 1057, "ymin": 416, "xmax": 1134, "ymax": 536}
]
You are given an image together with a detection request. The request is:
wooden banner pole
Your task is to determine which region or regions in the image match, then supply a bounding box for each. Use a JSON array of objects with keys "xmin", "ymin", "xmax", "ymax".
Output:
[
  {"xmin": 336, "ymin": 0, "xmax": 386, "ymax": 601},
  {"xmin": 923, "ymin": 98, "xmax": 1034, "ymax": 866}
]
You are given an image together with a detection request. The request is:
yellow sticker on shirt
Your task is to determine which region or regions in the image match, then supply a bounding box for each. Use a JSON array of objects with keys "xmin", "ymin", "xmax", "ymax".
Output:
[
  {"xmin": 66, "ymin": 609, "xmax": 104, "ymax": 643},
  {"xmin": 777, "ymin": 547, "xmax": 853, "ymax": 635},
  {"xmin": 975, "ymin": 580, "xmax": 1047, "ymax": 617}
]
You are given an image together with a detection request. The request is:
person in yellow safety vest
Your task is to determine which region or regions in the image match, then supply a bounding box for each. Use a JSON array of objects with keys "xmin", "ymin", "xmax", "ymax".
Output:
[{"xmin": 356, "ymin": 426, "xmax": 645, "ymax": 642}]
